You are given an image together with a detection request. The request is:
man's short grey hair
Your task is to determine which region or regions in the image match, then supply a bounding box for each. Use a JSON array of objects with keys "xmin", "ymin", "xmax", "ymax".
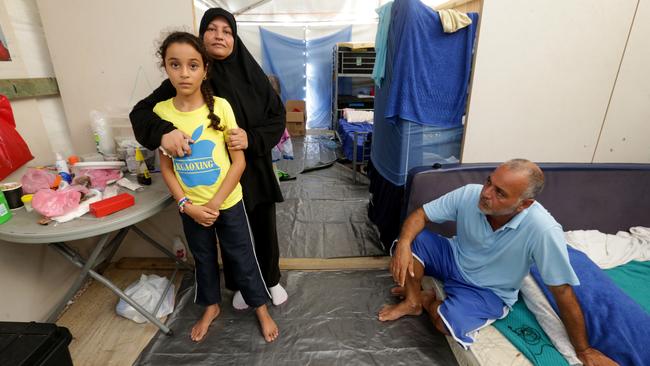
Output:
[{"xmin": 502, "ymin": 159, "xmax": 545, "ymax": 199}]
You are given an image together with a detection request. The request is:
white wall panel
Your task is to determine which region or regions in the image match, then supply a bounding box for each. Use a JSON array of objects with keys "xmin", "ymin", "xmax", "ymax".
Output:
[
  {"xmin": 593, "ymin": 0, "xmax": 650, "ymax": 163},
  {"xmin": 462, "ymin": 0, "xmax": 637, "ymax": 163},
  {"xmin": 37, "ymin": 0, "xmax": 195, "ymax": 155}
]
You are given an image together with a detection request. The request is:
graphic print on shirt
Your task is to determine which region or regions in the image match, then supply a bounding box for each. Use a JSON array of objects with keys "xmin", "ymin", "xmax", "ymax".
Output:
[{"xmin": 173, "ymin": 125, "xmax": 220, "ymax": 187}]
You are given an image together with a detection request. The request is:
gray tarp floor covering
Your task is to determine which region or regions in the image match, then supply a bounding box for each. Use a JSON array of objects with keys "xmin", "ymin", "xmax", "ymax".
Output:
[
  {"xmin": 275, "ymin": 133, "xmax": 384, "ymax": 258},
  {"xmin": 135, "ymin": 270, "xmax": 458, "ymax": 366}
]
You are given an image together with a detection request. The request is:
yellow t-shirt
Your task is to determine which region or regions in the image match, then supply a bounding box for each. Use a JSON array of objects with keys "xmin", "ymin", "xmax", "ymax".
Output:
[{"xmin": 153, "ymin": 97, "xmax": 243, "ymax": 209}]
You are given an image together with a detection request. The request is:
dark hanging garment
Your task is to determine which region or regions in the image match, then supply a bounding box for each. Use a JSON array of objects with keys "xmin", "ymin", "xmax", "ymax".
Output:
[{"xmin": 130, "ymin": 8, "xmax": 285, "ymax": 211}]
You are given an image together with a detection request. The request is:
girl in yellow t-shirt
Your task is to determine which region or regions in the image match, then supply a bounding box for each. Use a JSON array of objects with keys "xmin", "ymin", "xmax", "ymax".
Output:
[{"xmin": 154, "ymin": 31, "xmax": 278, "ymax": 343}]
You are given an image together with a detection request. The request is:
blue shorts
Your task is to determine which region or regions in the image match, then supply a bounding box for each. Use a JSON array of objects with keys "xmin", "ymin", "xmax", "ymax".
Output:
[{"xmin": 393, "ymin": 230, "xmax": 508, "ymax": 348}]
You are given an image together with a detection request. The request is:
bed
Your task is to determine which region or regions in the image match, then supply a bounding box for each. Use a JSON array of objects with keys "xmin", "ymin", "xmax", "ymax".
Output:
[
  {"xmin": 337, "ymin": 118, "xmax": 373, "ymax": 183},
  {"xmin": 404, "ymin": 163, "xmax": 650, "ymax": 366},
  {"xmin": 337, "ymin": 118, "xmax": 372, "ymax": 163}
]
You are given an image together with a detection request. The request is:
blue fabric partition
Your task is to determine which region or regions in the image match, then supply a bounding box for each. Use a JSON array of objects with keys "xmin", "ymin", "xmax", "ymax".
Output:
[
  {"xmin": 260, "ymin": 27, "xmax": 306, "ymax": 103},
  {"xmin": 306, "ymin": 27, "xmax": 351, "ymax": 128},
  {"xmin": 386, "ymin": 0, "xmax": 478, "ymax": 127},
  {"xmin": 261, "ymin": 26, "xmax": 351, "ymax": 129},
  {"xmin": 370, "ymin": 0, "xmax": 478, "ymax": 186}
]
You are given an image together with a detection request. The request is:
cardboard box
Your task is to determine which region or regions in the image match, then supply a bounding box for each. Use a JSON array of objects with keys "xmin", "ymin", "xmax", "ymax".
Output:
[
  {"xmin": 287, "ymin": 122, "xmax": 305, "ymax": 136},
  {"xmin": 286, "ymin": 100, "xmax": 306, "ymax": 114},
  {"xmin": 285, "ymin": 100, "xmax": 306, "ymax": 136},
  {"xmin": 286, "ymin": 111, "xmax": 305, "ymax": 136}
]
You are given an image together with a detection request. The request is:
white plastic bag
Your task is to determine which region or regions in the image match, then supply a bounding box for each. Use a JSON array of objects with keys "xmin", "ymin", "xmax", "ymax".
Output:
[
  {"xmin": 115, "ymin": 274, "xmax": 175, "ymax": 323},
  {"xmin": 271, "ymin": 128, "xmax": 294, "ymax": 162}
]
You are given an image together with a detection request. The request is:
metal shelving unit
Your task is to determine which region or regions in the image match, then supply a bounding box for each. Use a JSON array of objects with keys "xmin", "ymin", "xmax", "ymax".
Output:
[
  {"xmin": 331, "ymin": 43, "xmax": 376, "ymax": 183},
  {"xmin": 331, "ymin": 43, "xmax": 376, "ymax": 131}
]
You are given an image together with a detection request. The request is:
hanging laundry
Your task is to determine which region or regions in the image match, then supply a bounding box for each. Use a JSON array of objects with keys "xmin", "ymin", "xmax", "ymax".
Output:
[{"xmin": 437, "ymin": 9, "xmax": 473, "ymax": 33}]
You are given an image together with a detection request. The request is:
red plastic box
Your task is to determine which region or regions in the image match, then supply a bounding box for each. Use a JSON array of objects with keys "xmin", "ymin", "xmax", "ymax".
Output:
[{"xmin": 89, "ymin": 193, "xmax": 134, "ymax": 218}]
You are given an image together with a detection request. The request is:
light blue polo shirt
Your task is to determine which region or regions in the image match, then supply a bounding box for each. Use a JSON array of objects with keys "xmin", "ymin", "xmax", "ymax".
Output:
[{"xmin": 423, "ymin": 184, "xmax": 579, "ymax": 306}]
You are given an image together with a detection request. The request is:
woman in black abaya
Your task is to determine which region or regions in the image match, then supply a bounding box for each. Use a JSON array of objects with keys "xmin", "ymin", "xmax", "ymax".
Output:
[{"xmin": 130, "ymin": 8, "xmax": 287, "ymax": 309}]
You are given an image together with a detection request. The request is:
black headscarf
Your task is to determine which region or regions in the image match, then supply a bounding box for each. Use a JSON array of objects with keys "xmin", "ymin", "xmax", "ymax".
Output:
[{"xmin": 199, "ymin": 8, "xmax": 285, "ymax": 210}]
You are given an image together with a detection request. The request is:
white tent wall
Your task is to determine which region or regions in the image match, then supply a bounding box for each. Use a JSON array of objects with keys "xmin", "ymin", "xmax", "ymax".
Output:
[
  {"xmin": 236, "ymin": 24, "xmax": 379, "ymax": 69},
  {"xmin": 461, "ymin": 0, "xmax": 649, "ymax": 163},
  {"xmin": 0, "ymin": 0, "xmax": 195, "ymax": 323},
  {"xmin": 0, "ymin": 0, "xmax": 79, "ymax": 322},
  {"xmin": 593, "ymin": 0, "xmax": 650, "ymax": 162},
  {"xmin": 198, "ymin": 0, "xmax": 394, "ymax": 23}
]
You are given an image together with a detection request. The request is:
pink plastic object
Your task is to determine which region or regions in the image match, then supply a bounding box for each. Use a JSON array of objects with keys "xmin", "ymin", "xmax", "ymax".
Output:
[
  {"xmin": 21, "ymin": 168, "xmax": 56, "ymax": 194},
  {"xmin": 31, "ymin": 185, "xmax": 89, "ymax": 217},
  {"xmin": 76, "ymin": 169, "xmax": 122, "ymax": 189}
]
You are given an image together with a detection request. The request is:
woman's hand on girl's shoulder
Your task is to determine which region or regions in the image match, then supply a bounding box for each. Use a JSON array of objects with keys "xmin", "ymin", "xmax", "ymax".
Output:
[{"xmin": 185, "ymin": 204, "xmax": 219, "ymax": 227}]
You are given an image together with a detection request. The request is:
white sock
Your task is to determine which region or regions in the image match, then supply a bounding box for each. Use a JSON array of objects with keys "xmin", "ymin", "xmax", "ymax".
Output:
[
  {"xmin": 232, "ymin": 290, "xmax": 249, "ymax": 310},
  {"xmin": 269, "ymin": 284, "xmax": 288, "ymax": 306}
]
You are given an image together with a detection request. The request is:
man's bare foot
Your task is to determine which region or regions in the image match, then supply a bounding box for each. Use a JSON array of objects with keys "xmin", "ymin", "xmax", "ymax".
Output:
[
  {"xmin": 191, "ymin": 304, "xmax": 221, "ymax": 342},
  {"xmin": 420, "ymin": 289, "xmax": 437, "ymax": 314},
  {"xmin": 255, "ymin": 305, "xmax": 279, "ymax": 343},
  {"xmin": 378, "ymin": 300, "xmax": 422, "ymax": 321},
  {"xmin": 390, "ymin": 286, "xmax": 405, "ymax": 297}
]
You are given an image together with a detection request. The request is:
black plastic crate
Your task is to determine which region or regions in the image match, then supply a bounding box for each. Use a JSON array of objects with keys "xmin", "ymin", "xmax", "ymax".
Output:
[
  {"xmin": 0, "ymin": 322, "xmax": 73, "ymax": 366},
  {"xmin": 337, "ymin": 95, "xmax": 374, "ymax": 109}
]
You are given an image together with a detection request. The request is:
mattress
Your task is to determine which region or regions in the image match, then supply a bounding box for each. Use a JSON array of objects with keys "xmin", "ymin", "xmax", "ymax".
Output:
[{"xmin": 424, "ymin": 277, "xmax": 532, "ymax": 366}]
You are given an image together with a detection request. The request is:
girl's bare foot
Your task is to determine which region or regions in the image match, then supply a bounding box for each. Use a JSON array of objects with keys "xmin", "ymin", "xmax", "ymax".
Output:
[
  {"xmin": 255, "ymin": 305, "xmax": 279, "ymax": 343},
  {"xmin": 190, "ymin": 304, "xmax": 220, "ymax": 342}
]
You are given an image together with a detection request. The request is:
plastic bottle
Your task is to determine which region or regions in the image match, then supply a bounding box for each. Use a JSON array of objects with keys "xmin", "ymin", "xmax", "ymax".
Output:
[
  {"xmin": 55, "ymin": 153, "xmax": 72, "ymax": 183},
  {"xmin": 55, "ymin": 153, "xmax": 70, "ymax": 173},
  {"xmin": 135, "ymin": 147, "xmax": 152, "ymax": 185},
  {"xmin": 172, "ymin": 236, "xmax": 188, "ymax": 262},
  {"xmin": 89, "ymin": 110, "xmax": 115, "ymax": 155}
]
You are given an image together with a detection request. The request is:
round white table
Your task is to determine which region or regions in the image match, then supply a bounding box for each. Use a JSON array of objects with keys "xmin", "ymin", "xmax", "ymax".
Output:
[{"xmin": 0, "ymin": 175, "xmax": 191, "ymax": 335}]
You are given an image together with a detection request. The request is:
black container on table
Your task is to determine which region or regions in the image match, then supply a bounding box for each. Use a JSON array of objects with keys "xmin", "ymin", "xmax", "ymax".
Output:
[
  {"xmin": 0, "ymin": 322, "xmax": 73, "ymax": 366},
  {"xmin": 0, "ymin": 183, "xmax": 23, "ymax": 210}
]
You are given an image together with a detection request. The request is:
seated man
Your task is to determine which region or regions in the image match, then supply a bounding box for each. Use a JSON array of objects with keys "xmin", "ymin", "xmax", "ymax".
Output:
[{"xmin": 378, "ymin": 159, "xmax": 617, "ymax": 366}]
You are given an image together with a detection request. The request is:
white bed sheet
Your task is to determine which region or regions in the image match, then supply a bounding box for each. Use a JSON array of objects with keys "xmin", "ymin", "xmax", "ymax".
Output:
[{"xmin": 423, "ymin": 277, "xmax": 532, "ymax": 366}]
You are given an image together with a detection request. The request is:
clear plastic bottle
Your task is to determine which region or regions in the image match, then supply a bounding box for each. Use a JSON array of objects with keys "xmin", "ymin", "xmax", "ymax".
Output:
[
  {"xmin": 172, "ymin": 236, "xmax": 187, "ymax": 262},
  {"xmin": 55, "ymin": 153, "xmax": 72, "ymax": 183},
  {"xmin": 89, "ymin": 110, "xmax": 115, "ymax": 155},
  {"xmin": 55, "ymin": 153, "xmax": 70, "ymax": 174}
]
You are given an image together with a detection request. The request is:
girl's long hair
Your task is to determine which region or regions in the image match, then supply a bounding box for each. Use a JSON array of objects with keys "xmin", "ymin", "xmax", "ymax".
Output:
[{"xmin": 158, "ymin": 31, "xmax": 223, "ymax": 131}]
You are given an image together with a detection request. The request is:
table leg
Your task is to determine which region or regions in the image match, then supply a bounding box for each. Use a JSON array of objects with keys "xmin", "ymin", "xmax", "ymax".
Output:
[
  {"xmin": 46, "ymin": 233, "xmax": 112, "ymax": 322},
  {"xmin": 353, "ymin": 131, "xmax": 359, "ymax": 184},
  {"xmin": 50, "ymin": 239, "xmax": 174, "ymax": 335},
  {"xmin": 95, "ymin": 226, "xmax": 131, "ymax": 273},
  {"xmin": 131, "ymin": 226, "xmax": 194, "ymax": 270}
]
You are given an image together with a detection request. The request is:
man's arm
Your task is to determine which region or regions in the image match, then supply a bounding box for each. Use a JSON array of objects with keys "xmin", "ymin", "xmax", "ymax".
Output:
[
  {"xmin": 549, "ymin": 285, "xmax": 618, "ymax": 366},
  {"xmin": 391, "ymin": 207, "xmax": 428, "ymax": 286},
  {"xmin": 129, "ymin": 79, "xmax": 191, "ymax": 156}
]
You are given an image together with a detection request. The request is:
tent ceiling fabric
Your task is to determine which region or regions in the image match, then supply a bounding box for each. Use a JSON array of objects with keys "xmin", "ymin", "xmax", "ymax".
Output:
[{"xmin": 194, "ymin": 0, "xmax": 447, "ymax": 23}]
